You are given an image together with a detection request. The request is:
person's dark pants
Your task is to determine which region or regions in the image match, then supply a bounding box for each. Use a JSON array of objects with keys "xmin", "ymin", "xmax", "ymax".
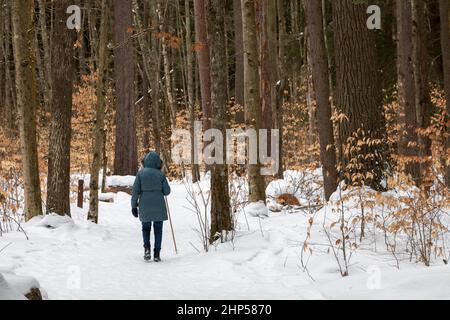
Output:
[{"xmin": 142, "ymin": 221, "xmax": 163, "ymax": 251}]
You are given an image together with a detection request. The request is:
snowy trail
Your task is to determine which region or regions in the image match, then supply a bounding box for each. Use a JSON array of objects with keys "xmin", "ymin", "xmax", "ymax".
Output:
[
  {"xmin": 0, "ymin": 182, "xmax": 317, "ymax": 299},
  {"xmin": 2, "ymin": 180, "xmax": 450, "ymax": 299}
]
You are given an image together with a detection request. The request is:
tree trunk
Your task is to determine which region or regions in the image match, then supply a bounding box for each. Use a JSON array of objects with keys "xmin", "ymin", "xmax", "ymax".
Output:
[
  {"xmin": 150, "ymin": 1, "xmax": 163, "ymax": 155},
  {"xmin": 113, "ymin": 0, "xmax": 138, "ymax": 176},
  {"xmin": 46, "ymin": 0, "xmax": 75, "ymax": 216},
  {"xmin": 207, "ymin": 0, "xmax": 232, "ymax": 243},
  {"xmin": 156, "ymin": 0, "xmax": 173, "ymax": 171},
  {"xmin": 439, "ymin": 0, "xmax": 450, "ymax": 188},
  {"xmin": 87, "ymin": 1, "xmax": 99, "ymax": 68},
  {"xmin": 141, "ymin": 65, "xmax": 151, "ymax": 150},
  {"xmin": 37, "ymin": 0, "xmax": 52, "ymax": 110},
  {"xmin": 133, "ymin": 0, "xmax": 161, "ymax": 154},
  {"xmin": 77, "ymin": 1, "xmax": 87, "ymax": 76},
  {"xmin": 275, "ymin": 0, "xmax": 286, "ymax": 178},
  {"xmin": 411, "ymin": 0, "xmax": 432, "ymax": 187},
  {"xmin": 186, "ymin": 0, "xmax": 200, "ymax": 182},
  {"xmin": 88, "ymin": 0, "xmax": 109, "ymax": 224},
  {"xmin": 141, "ymin": 0, "xmax": 151, "ymax": 152},
  {"xmin": 267, "ymin": 0, "xmax": 278, "ymax": 140},
  {"xmin": 322, "ymin": 0, "xmax": 333, "ymax": 93},
  {"xmin": 194, "ymin": 0, "xmax": 212, "ymax": 130},
  {"xmin": 11, "ymin": 0, "xmax": 43, "ymax": 220},
  {"xmin": 397, "ymin": 0, "xmax": 420, "ymax": 183},
  {"xmin": 233, "ymin": 0, "xmax": 245, "ymax": 123},
  {"xmin": 224, "ymin": 14, "xmax": 231, "ymax": 102},
  {"xmin": 256, "ymin": 0, "xmax": 272, "ymax": 151},
  {"xmin": 0, "ymin": 8, "xmax": 5, "ymax": 125},
  {"xmin": 34, "ymin": 22, "xmax": 45, "ymax": 110},
  {"xmin": 332, "ymin": 0, "xmax": 386, "ymax": 189},
  {"xmin": 101, "ymin": 126, "xmax": 108, "ymax": 194},
  {"xmin": 242, "ymin": 0, "xmax": 266, "ymax": 203},
  {"xmin": 305, "ymin": 26, "xmax": 316, "ymax": 162},
  {"xmin": 3, "ymin": 3, "xmax": 17, "ymax": 133},
  {"xmin": 161, "ymin": 23, "xmax": 177, "ymax": 127},
  {"xmin": 305, "ymin": 0, "xmax": 338, "ymax": 200}
]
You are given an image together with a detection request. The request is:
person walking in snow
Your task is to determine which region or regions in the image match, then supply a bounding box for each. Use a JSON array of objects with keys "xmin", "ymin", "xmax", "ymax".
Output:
[{"xmin": 131, "ymin": 151, "xmax": 171, "ymax": 262}]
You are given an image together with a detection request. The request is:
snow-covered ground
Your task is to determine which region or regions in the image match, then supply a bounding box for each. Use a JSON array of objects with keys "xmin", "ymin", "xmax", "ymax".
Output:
[{"xmin": 1, "ymin": 175, "xmax": 450, "ymax": 300}]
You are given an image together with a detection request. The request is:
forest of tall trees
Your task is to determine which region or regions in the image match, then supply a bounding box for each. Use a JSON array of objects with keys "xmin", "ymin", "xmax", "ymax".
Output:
[
  {"xmin": 0, "ymin": 0, "xmax": 450, "ymax": 299},
  {"xmin": 0, "ymin": 0, "xmax": 449, "ymax": 235}
]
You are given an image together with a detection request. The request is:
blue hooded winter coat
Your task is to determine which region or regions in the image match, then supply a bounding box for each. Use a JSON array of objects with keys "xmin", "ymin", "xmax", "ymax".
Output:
[{"xmin": 131, "ymin": 152, "xmax": 171, "ymax": 222}]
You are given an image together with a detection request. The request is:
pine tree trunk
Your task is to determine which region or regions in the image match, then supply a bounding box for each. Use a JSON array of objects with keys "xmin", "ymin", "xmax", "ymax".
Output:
[
  {"xmin": 411, "ymin": 0, "xmax": 432, "ymax": 187},
  {"xmin": 88, "ymin": 0, "xmax": 109, "ymax": 224},
  {"xmin": 267, "ymin": 0, "xmax": 278, "ymax": 142},
  {"xmin": 207, "ymin": 0, "xmax": 232, "ymax": 243},
  {"xmin": 46, "ymin": 0, "xmax": 75, "ymax": 216},
  {"xmin": 186, "ymin": 0, "xmax": 200, "ymax": 182},
  {"xmin": 113, "ymin": 0, "xmax": 138, "ymax": 176},
  {"xmin": 397, "ymin": 0, "xmax": 420, "ymax": 183},
  {"xmin": 242, "ymin": 0, "xmax": 266, "ymax": 203},
  {"xmin": 233, "ymin": 0, "xmax": 245, "ymax": 123},
  {"xmin": 193, "ymin": 0, "xmax": 212, "ymax": 130},
  {"xmin": 305, "ymin": 0, "xmax": 338, "ymax": 200},
  {"xmin": 440, "ymin": 0, "xmax": 450, "ymax": 188},
  {"xmin": 256, "ymin": 0, "xmax": 272, "ymax": 153},
  {"xmin": 332, "ymin": 0, "xmax": 386, "ymax": 189},
  {"xmin": 275, "ymin": 0, "xmax": 286, "ymax": 178},
  {"xmin": 11, "ymin": 0, "xmax": 43, "ymax": 221}
]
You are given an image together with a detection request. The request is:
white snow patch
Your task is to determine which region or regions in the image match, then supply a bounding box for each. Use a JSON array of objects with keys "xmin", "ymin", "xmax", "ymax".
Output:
[
  {"xmin": 245, "ymin": 201, "xmax": 269, "ymax": 218},
  {"xmin": 2, "ymin": 273, "xmax": 40, "ymax": 296},
  {"xmin": 106, "ymin": 175, "xmax": 136, "ymax": 188},
  {"xmin": 71, "ymin": 174, "xmax": 135, "ymax": 189},
  {"xmin": 0, "ymin": 270, "xmax": 43, "ymax": 300},
  {"xmin": 36, "ymin": 214, "xmax": 74, "ymax": 229},
  {"xmin": 0, "ymin": 273, "xmax": 25, "ymax": 300},
  {"xmin": 266, "ymin": 179, "xmax": 294, "ymax": 198}
]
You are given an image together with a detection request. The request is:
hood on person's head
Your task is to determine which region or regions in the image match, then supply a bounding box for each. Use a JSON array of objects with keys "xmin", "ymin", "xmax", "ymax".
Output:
[{"xmin": 143, "ymin": 151, "xmax": 162, "ymax": 170}]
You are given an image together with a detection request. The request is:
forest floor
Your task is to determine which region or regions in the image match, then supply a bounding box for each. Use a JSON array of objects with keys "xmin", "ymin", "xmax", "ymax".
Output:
[{"xmin": 1, "ymin": 174, "xmax": 450, "ymax": 299}]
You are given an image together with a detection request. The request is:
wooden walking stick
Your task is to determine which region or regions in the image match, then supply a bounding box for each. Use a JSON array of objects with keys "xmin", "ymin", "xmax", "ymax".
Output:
[{"xmin": 165, "ymin": 196, "xmax": 178, "ymax": 254}]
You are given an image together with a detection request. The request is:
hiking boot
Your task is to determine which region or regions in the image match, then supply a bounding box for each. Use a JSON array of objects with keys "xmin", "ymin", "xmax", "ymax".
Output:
[
  {"xmin": 153, "ymin": 249, "xmax": 161, "ymax": 262},
  {"xmin": 144, "ymin": 246, "xmax": 151, "ymax": 261}
]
